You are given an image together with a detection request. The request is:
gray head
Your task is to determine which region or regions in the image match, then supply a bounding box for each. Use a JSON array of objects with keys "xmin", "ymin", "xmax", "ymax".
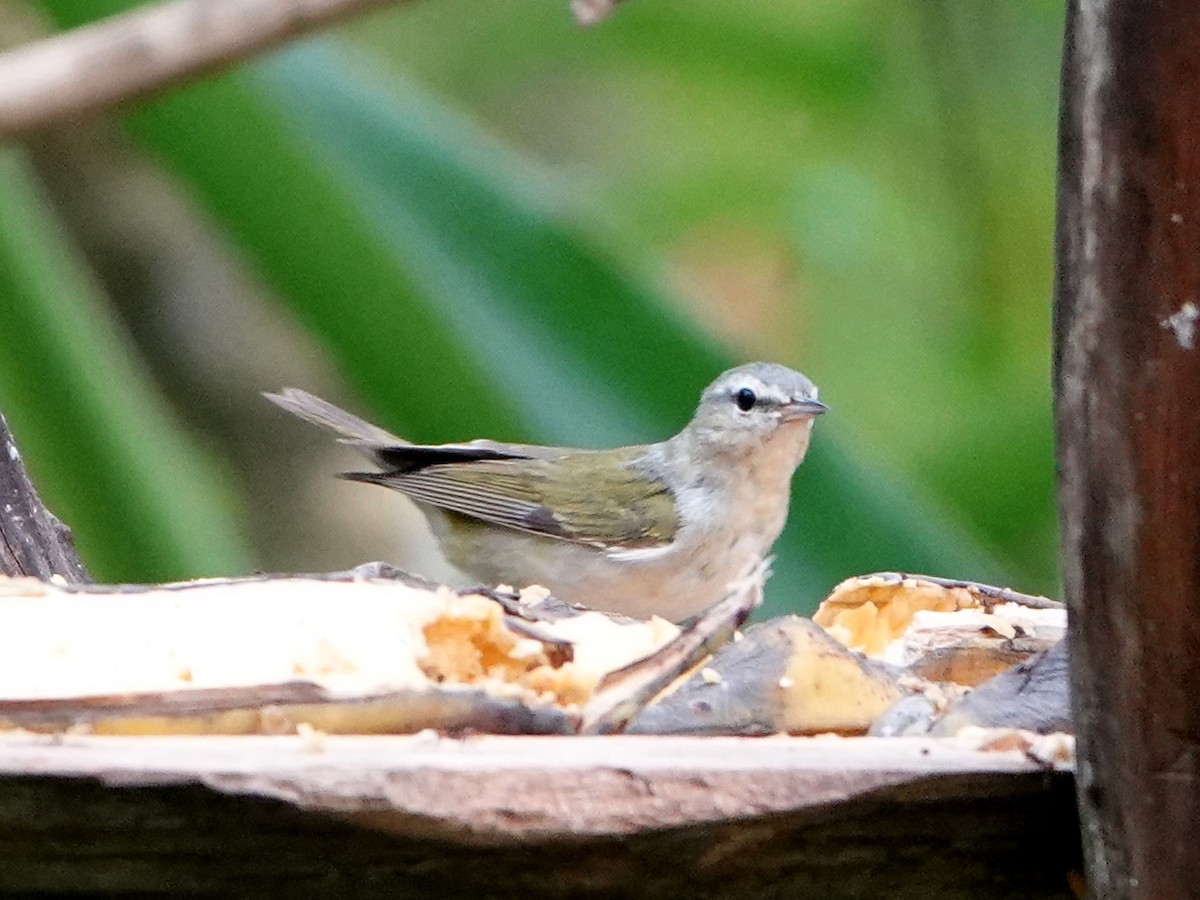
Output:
[{"xmin": 687, "ymin": 362, "xmax": 827, "ymax": 446}]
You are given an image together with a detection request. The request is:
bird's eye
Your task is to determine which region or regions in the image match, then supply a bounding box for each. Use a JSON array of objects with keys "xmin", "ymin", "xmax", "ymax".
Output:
[{"xmin": 734, "ymin": 387, "xmax": 757, "ymax": 412}]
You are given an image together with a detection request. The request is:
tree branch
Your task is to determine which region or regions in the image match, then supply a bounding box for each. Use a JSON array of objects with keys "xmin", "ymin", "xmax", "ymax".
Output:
[
  {"xmin": 0, "ymin": 0, "xmax": 417, "ymax": 136},
  {"xmin": 0, "ymin": 411, "xmax": 90, "ymax": 584}
]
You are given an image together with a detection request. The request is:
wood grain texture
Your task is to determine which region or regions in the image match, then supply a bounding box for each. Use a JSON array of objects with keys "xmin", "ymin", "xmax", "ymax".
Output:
[
  {"xmin": 0, "ymin": 412, "xmax": 89, "ymax": 583},
  {"xmin": 1055, "ymin": 1, "xmax": 1200, "ymax": 896},
  {"xmin": 0, "ymin": 734, "xmax": 1078, "ymax": 898}
]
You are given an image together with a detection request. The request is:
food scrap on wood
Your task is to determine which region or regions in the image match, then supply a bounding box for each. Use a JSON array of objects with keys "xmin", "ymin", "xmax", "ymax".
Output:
[{"xmin": 0, "ymin": 567, "xmax": 1068, "ymax": 743}]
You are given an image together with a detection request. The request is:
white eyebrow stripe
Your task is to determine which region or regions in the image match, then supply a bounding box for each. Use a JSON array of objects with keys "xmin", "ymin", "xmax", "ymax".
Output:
[{"xmin": 735, "ymin": 375, "xmax": 791, "ymax": 405}]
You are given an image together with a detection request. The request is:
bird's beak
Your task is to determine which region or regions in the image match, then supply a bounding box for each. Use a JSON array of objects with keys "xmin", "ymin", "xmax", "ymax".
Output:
[{"xmin": 780, "ymin": 398, "xmax": 829, "ymax": 421}]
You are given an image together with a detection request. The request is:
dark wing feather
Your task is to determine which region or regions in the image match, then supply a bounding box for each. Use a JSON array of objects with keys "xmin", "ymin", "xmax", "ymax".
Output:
[{"xmin": 361, "ymin": 443, "xmax": 534, "ymax": 475}]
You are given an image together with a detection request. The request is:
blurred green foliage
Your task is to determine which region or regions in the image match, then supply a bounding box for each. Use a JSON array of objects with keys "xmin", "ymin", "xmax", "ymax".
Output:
[
  {"xmin": 0, "ymin": 150, "xmax": 250, "ymax": 580},
  {"xmin": 5, "ymin": 0, "xmax": 1063, "ymax": 613}
]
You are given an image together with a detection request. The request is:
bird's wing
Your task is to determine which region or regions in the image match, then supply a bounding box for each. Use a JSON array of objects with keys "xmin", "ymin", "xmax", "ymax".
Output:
[
  {"xmin": 348, "ymin": 450, "xmax": 679, "ymax": 550},
  {"xmin": 266, "ymin": 387, "xmax": 679, "ymax": 549}
]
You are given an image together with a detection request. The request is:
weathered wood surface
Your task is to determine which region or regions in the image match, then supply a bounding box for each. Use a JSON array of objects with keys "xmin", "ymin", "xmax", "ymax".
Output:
[
  {"xmin": 0, "ymin": 412, "xmax": 89, "ymax": 584},
  {"xmin": 0, "ymin": 734, "xmax": 1077, "ymax": 898},
  {"xmin": 1054, "ymin": 0, "xmax": 1200, "ymax": 896}
]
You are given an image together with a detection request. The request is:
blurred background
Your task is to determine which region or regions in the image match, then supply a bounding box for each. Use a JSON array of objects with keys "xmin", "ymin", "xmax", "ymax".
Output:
[{"xmin": 0, "ymin": 0, "xmax": 1064, "ymax": 616}]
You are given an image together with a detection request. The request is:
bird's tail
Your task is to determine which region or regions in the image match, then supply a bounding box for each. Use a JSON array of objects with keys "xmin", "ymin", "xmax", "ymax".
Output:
[{"xmin": 263, "ymin": 388, "xmax": 407, "ymax": 445}]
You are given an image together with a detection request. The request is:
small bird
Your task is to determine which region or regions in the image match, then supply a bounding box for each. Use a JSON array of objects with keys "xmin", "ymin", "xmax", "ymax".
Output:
[{"xmin": 266, "ymin": 362, "xmax": 826, "ymax": 622}]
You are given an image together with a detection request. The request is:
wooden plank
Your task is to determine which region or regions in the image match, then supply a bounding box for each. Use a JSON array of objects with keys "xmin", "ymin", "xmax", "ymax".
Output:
[
  {"xmin": 0, "ymin": 734, "xmax": 1077, "ymax": 898},
  {"xmin": 1054, "ymin": 1, "xmax": 1200, "ymax": 896}
]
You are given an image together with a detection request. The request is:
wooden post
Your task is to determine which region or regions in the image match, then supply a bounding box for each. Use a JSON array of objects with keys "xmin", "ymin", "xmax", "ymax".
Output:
[{"xmin": 1055, "ymin": 1, "xmax": 1200, "ymax": 896}]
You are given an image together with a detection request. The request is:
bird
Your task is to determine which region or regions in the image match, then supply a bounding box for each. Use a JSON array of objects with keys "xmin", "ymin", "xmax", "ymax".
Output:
[{"xmin": 265, "ymin": 362, "xmax": 826, "ymax": 622}]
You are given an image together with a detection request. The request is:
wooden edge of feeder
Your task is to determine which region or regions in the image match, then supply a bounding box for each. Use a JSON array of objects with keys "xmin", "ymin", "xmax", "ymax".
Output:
[{"xmin": 0, "ymin": 732, "xmax": 1071, "ymax": 842}]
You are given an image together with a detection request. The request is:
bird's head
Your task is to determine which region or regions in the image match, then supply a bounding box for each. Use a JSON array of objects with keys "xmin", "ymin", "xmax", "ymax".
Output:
[{"xmin": 686, "ymin": 362, "xmax": 827, "ymax": 456}]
